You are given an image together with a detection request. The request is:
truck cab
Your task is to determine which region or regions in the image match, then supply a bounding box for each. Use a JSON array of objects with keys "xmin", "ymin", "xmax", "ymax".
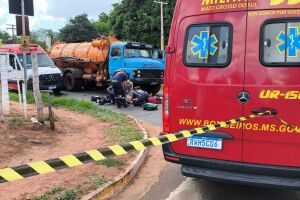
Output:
[
  {"xmin": 109, "ymin": 42, "xmax": 164, "ymax": 94},
  {"xmin": 163, "ymin": 0, "xmax": 300, "ymax": 188},
  {"xmin": 0, "ymin": 44, "xmax": 63, "ymax": 93}
]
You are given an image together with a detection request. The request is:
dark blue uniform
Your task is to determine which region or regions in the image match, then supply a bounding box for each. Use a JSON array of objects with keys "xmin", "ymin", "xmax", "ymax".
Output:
[
  {"xmin": 112, "ymin": 71, "xmax": 128, "ymax": 82},
  {"xmin": 112, "ymin": 71, "xmax": 128, "ymax": 108}
]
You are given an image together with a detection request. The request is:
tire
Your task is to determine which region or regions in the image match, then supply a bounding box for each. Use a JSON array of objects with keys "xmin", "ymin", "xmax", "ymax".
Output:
[
  {"xmin": 142, "ymin": 84, "xmax": 161, "ymax": 95},
  {"xmin": 52, "ymin": 89, "xmax": 61, "ymax": 94},
  {"xmin": 97, "ymin": 84, "xmax": 109, "ymax": 91},
  {"xmin": 64, "ymin": 73, "xmax": 82, "ymax": 91}
]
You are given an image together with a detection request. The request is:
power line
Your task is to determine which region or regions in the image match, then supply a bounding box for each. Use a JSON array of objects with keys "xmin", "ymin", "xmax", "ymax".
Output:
[{"xmin": 6, "ymin": 24, "xmax": 16, "ymax": 42}]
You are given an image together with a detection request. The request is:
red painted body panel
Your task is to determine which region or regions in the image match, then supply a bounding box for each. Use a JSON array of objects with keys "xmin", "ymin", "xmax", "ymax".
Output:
[
  {"xmin": 164, "ymin": 0, "xmax": 300, "ymax": 168},
  {"xmin": 0, "ymin": 44, "xmax": 45, "ymax": 54}
]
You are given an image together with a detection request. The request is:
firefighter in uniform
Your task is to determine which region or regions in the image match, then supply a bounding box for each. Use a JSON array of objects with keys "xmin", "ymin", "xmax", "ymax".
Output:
[{"xmin": 112, "ymin": 70, "xmax": 129, "ymax": 108}]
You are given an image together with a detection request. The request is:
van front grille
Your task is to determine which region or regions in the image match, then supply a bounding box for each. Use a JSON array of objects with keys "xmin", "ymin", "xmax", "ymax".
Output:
[{"xmin": 39, "ymin": 74, "xmax": 61, "ymax": 84}]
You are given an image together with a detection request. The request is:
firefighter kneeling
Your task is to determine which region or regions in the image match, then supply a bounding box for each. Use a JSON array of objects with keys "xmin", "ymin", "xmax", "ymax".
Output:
[{"xmin": 112, "ymin": 70, "xmax": 129, "ymax": 108}]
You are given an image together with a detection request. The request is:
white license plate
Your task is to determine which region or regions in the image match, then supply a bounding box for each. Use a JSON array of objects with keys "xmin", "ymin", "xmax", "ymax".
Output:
[
  {"xmin": 48, "ymin": 86, "xmax": 56, "ymax": 90},
  {"xmin": 150, "ymin": 82, "xmax": 158, "ymax": 85},
  {"xmin": 187, "ymin": 136, "xmax": 223, "ymax": 150}
]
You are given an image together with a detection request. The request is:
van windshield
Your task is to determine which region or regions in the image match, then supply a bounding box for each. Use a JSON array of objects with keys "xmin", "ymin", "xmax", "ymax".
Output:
[
  {"xmin": 17, "ymin": 53, "xmax": 55, "ymax": 68},
  {"xmin": 125, "ymin": 48, "xmax": 151, "ymax": 58}
]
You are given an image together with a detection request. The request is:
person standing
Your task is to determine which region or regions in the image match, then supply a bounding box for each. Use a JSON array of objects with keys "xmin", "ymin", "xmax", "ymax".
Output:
[{"xmin": 112, "ymin": 70, "xmax": 129, "ymax": 108}]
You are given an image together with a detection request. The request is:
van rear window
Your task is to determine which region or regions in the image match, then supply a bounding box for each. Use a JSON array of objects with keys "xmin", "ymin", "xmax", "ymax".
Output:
[
  {"xmin": 184, "ymin": 23, "xmax": 232, "ymax": 67},
  {"xmin": 261, "ymin": 19, "xmax": 300, "ymax": 66}
]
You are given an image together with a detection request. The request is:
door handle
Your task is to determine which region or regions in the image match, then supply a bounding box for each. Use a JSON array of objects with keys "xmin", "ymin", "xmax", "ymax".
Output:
[
  {"xmin": 251, "ymin": 108, "xmax": 278, "ymax": 115},
  {"xmin": 199, "ymin": 132, "xmax": 233, "ymax": 140}
]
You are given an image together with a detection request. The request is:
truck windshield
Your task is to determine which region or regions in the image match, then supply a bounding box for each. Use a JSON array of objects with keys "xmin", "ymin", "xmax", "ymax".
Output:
[
  {"xmin": 17, "ymin": 53, "xmax": 55, "ymax": 68},
  {"xmin": 124, "ymin": 48, "xmax": 151, "ymax": 58}
]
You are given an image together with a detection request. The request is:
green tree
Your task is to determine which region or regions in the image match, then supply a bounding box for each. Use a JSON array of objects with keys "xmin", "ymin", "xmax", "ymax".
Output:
[
  {"xmin": 31, "ymin": 29, "xmax": 57, "ymax": 50},
  {"xmin": 107, "ymin": 0, "xmax": 176, "ymax": 47},
  {"xmin": 94, "ymin": 13, "xmax": 110, "ymax": 36},
  {"xmin": 58, "ymin": 14, "xmax": 98, "ymax": 42},
  {"xmin": 0, "ymin": 31, "xmax": 11, "ymax": 44},
  {"xmin": 30, "ymin": 34, "xmax": 47, "ymax": 50}
]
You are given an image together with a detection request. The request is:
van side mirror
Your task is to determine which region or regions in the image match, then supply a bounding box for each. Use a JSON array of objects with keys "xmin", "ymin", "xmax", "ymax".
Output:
[{"xmin": 153, "ymin": 50, "xmax": 164, "ymax": 59}]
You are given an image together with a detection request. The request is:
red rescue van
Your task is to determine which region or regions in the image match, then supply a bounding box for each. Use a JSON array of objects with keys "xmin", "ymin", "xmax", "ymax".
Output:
[{"xmin": 163, "ymin": 0, "xmax": 300, "ymax": 188}]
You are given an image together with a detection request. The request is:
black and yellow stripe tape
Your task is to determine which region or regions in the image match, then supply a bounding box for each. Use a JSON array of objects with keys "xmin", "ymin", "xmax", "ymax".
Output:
[{"xmin": 0, "ymin": 111, "xmax": 272, "ymax": 184}]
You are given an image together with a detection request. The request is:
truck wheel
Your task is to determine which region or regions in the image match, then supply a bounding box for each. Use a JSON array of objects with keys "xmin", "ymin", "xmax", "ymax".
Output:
[
  {"xmin": 150, "ymin": 85, "xmax": 161, "ymax": 95},
  {"xmin": 97, "ymin": 84, "xmax": 109, "ymax": 90},
  {"xmin": 64, "ymin": 73, "xmax": 82, "ymax": 91},
  {"xmin": 143, "ymin": 85, "xmax": 161, "ymax": 95}
]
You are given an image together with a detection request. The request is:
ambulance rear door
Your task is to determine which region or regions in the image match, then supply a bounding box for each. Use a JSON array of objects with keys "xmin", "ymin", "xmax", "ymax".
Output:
[
  {"xmin": 243, "ymin": 5, "xmax": 300, "ymax": 167},
  {"xmin": 169, "ymin": 10, "xmax": 247, "ymax": 162}
]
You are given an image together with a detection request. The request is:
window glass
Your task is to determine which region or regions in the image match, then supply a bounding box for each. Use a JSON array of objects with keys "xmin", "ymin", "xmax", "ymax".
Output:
[
  {"xmin": 17, "ymin": 53, "xmax": 54, "ymax": 68},
  {"xmin": 262, "ymin": 20, "xmax": 300, "ymax": 66},
  {"xmin": 111, "ymin": 48, "xmax": 121, "ymax": 57},
  {"xmin": 9, "ymin": 54, "xmax": 16, "ymax": 69},
  {"xmin": 263, "ymin": 23, "xmax": 285, "ymax": 63},
  {"xmin": 185, "ymin": 24, "xmax": 231, "ymax": 67},
  {"xmin": 125, "ymin": 48, "xmax": 151, "ymax": 58}
]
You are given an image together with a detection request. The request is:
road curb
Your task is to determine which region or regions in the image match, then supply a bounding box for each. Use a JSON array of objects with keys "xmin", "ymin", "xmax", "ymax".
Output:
[{"xmin": 82, "ymin": 115, "xmax": 149, "ymax": 200}]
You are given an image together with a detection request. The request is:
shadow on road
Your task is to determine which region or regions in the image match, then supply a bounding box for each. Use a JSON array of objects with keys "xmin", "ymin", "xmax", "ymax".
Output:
[{"xmin": 197, "ymin": 179, "xmax": 300, "ymax": 200}]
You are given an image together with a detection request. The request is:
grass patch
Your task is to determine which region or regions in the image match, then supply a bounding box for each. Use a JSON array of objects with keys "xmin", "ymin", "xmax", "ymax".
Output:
[
  {"xmin": 9, "ymin": 92, "xmax": 143, "ymax": 143},
  {"xmin": 96, "ymin": 158, "xmax": 124, "ymax": 168},
  {"xmin": 8, "ymin": 117, "xmax": 25, "ymax": 127},
  {"xmin": 46, "ymin": 187, "xmax": 64, "ymax": 196},
  {"xmin": 32, "ymin": 187, "xmax": 63, "ymax": 200},
  {"xmin": 32, "ymin": 186, "xmax": 80, "ymax": 200},
  {"xmin": 88, "ymin": 174, "xmax": 108, "ymax": 187},
  {"xmin": 107, "ymin": 121, "xmax": 144, "ymax": 143},
  {"xmin": 54, "ymin": 190, "xmax": 77, "ymax": 200}
]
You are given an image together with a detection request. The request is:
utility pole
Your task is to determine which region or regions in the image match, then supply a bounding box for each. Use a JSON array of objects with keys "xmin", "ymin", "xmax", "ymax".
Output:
[
  {"xmin": 21, "ymin": 0, "xmax": 28, "ymax": 119},
  {"xmin": 154, "ymin": 0, "xmax": 167, "ymax": 50},
  {"xmin": 21, "ymin": 0, "xmax": 28, "ymax": 91},
  {"xmin": 6, "ymin": 24, "xmax": 16, "ymax": 43}
]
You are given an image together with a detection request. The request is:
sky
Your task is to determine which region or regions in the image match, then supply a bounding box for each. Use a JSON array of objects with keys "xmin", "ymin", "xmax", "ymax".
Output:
[{"xmin": 0, "ymin": 0, "xmax": 120, "ymax": 34}]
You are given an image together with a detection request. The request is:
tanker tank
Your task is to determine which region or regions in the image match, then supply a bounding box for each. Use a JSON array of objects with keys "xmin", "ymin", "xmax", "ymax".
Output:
[{"xmin": 48, "ymin": 36, "xmax": 119, "ymax": 90}]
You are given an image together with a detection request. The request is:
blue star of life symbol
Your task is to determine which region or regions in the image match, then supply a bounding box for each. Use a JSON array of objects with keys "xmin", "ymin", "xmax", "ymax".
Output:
[
  {"xmin": 191, "ymin": 31, "xmax": 218, "ymax": 59},
  {"xmin": 277, "ymin": 26, "xmax": 300, "ymax": 57}
]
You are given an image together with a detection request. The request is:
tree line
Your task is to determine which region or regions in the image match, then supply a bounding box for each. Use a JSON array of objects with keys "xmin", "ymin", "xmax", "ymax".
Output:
[{"xmin": 0, "ymin": 0, "xmax": 176, "ymax": 49}]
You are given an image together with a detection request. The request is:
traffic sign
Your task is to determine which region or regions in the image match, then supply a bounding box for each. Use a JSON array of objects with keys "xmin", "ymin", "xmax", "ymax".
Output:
[
  {"xmin": 16, "ymin": 15, "xmax": 30, "ymax": 36},
  {"xmin": 8, "ymin": 0, "xmax": 34, "ymax": 16},
  {"xmin": 21, "ymin": 35, "xmax": 30, "ymax": 50}
]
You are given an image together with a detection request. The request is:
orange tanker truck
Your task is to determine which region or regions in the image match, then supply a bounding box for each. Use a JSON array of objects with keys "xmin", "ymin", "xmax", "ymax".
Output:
[{"xmin": 48, "ymin": 36, "xmax": 164, "ymax": 94}]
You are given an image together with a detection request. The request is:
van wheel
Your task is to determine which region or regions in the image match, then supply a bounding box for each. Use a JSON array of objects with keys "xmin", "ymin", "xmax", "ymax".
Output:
[
  {"xmin": 52, "ymin": 89, "xmax": 61, "ymax": 95},
  {"xmin": 64, "ymin": 73, "xmax": 82, "ymax": 91}
]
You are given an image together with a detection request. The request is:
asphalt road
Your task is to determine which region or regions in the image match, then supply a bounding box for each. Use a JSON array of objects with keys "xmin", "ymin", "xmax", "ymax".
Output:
[
  {"xmin": 61, "ymin": 89, "xmax": 162, "ymax": 127},
  {"xmin": 62, "ymin": 89, "xmax": 300, "ymax": 200}
]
